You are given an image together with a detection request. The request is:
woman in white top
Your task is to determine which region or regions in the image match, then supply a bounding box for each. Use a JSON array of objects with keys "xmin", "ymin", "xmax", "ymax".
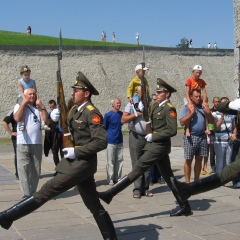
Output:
[{"xmin": 212, "ymin": 97, "xmax": 236, "ymax": 173}]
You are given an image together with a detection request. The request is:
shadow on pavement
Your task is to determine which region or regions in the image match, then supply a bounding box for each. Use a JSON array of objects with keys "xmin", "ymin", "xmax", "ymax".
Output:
[{"xmin": 116, "ymin": 223, "xmax": 161, "ymax": 240}]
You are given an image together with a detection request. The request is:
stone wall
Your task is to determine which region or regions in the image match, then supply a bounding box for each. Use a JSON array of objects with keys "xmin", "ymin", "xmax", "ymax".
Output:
[
  {"xmin": 0, "ymin": 46, "xmax": 235, "ymax": 136},
  {"xmin": 234, "ymin": 0, "xmax": 240, "ymax": 87}
]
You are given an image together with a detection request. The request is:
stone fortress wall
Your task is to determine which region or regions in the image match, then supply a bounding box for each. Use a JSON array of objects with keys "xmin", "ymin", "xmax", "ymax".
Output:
[{"xmin": 0, "ymin": 46, "xmax": 235, "ymax": 136}]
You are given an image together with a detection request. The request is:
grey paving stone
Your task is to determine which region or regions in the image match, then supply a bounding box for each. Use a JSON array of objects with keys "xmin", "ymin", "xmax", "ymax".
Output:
[{"xmin": 1, "ymin": 143, "xmax": 240, "ymax": 239}]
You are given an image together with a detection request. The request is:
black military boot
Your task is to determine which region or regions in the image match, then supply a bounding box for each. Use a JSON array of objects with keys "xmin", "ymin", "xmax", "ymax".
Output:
[
  {"xmin": 170, "ymin": 174, "xmax": 222, "ymax": 202},
  {"xmin": 94, "ymin": 211, "xmax": 118, "ymax": 240},
  {"xmin": 170, "ymin": 191, "xmax": 192, "ymax": 217},
  {"xmin": 0, "ymin": 196, "xmax": 40, "ymax": 230},
  {"xmin": 99, "ymin": 176, "xmax": 132, "ymax": 204}
]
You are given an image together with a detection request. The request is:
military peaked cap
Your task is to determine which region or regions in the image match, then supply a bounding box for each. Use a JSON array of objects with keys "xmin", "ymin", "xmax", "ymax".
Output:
[
  {"xmin": 71, "ymin": 71, "xmax": 99, "ymax": 95},
  {"xmin": 156, "ymin": 78, "xmax": 177, "ymax": 93}
]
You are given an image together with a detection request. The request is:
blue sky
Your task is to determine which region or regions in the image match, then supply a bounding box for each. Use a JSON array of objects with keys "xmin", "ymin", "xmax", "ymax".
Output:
[{"xmin": 0, "ymin": 0, "xmax": 234, "ymax": 48}]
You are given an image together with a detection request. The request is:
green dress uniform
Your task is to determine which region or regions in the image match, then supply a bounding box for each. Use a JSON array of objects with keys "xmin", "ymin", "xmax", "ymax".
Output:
[
  {"xmin": 127, "ymin": 100, "xmax": 191, "ymax": 214},
  {"xmin": 0, "ymin": 72, "xmax": 118, "ymax": 240},
  {"xmin": 99, "ymin": 78, "xmax": 192, "ymax": 217},
  {"xmin": 128, "ymin": 100, "xmax": 177, "ymax": 181},
  {"xmin": 34, "ymin": 101, "xmax": 107, "ymax": 208}
]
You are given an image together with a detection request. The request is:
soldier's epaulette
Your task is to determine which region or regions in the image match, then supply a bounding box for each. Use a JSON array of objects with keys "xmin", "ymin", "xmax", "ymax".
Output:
[
  {"xmin": 86, "ymin": 105, "xmax": 95, "ymax": 111},
  {"xmin": 167, "ymin": 102, "xmax": 175, "ymax": 109}
]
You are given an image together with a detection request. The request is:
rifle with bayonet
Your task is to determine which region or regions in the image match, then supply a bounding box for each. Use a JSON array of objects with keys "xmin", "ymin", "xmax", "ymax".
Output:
[
  {"xmin": 56, "ymin": 30, "xmax": 74, "ymax": 148},
  {"xmin": 140, "ymin": 45, "xmax": 152, "ymax": 135}
]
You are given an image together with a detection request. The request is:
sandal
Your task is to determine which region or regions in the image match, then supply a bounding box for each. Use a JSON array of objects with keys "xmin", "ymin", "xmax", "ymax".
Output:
[
  {"xmin": 204, "ymin": 169, "xmax": 212, "ymax": 175},
  {"xmin": 133, "ymin": 194, "xmax": 141, "ymax": 199},
  {"xmin": 145, "ymin": 191, "xmax": 153, "ymax": 197}
]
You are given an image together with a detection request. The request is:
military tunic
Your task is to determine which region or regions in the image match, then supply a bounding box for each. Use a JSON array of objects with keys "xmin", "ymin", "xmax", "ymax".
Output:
[
  {"xmin": 34, "ymin": 101, "xmax": 108, "ymax": 215},
  {"xmin": 128, "ymin": 100, "xmax": 179, "ymax": 193}
]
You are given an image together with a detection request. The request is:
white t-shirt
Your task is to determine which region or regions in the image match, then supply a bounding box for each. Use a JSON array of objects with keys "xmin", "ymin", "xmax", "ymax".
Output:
[
  {"xmin": 212, "ymin": 111, "xmax": 236, "ymax": 143},
  {"xmin": 124, "ymin": 102, "xmax": 146, "ymax": 135},
  {"xmin": 14, "ymin": 104, "xmax": 42, "ymax": 144}
]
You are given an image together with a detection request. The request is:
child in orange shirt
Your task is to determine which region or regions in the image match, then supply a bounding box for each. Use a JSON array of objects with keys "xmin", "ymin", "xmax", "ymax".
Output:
[{"xmin": 185, "ymin": 65, "xmax": 208, "ymax": 136}]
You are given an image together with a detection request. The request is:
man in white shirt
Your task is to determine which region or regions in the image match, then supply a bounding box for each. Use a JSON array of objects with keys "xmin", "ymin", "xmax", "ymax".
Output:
[{"xmin": 14, "ymin": 88, "xmax": 49, "ymax": 198}]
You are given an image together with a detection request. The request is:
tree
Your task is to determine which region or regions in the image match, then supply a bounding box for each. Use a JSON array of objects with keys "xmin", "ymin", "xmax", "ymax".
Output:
[{"xmin": 176, "ymin": 37, "xmax": 188, "ymax": 48}]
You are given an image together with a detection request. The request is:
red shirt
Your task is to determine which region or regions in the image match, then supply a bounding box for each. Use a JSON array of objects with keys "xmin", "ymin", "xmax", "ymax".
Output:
[{"xmin": 185, "ymin": 77, "xmax": 206, "ymax": 91}]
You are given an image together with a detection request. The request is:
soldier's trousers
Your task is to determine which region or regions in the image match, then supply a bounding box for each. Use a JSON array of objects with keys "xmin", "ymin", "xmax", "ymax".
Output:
[
  {"xmin": 128, "ymin": 141, "xmax": 175, "ymax": 193},
  {"xmin": 218, "ymin": 148, "xmax": 240, "ymax": 184},
  {"xmin": 34, "ymin": 173, "xmax": 105, "ymax": 216}
]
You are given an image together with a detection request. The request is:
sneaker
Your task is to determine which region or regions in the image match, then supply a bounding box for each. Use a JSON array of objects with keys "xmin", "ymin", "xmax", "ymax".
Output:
[
  {"xmin": 200, "ymin": 170, "xmax": 206, "ymax": 175},
  {"xmin": 41, "ymin": 124, "xmax": 51, "ymax": 131}
]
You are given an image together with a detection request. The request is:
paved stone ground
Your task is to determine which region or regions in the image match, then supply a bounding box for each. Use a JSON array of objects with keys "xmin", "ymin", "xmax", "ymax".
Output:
[{"xmin": 1, "ymin": 133, "xmax": 240, "ymax": 239}]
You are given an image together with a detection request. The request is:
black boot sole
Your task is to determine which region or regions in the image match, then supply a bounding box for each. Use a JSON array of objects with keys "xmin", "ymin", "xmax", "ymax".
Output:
[{"xmin": 0, "ymin": 213, "xmax": 13, "ymax": 229}]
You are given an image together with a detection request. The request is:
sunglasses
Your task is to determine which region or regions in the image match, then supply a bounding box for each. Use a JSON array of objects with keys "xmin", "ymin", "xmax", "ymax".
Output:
[{"xmin": 33, "ymin": 116, "xmax": 38, "ymax": 122}]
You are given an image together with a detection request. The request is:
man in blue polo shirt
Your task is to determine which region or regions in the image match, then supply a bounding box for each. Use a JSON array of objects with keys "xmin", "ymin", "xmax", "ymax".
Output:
[
  {"xmin": 104, "ymin": 98, "xmax": 123, "ymax": 185},
  {"xmin": 180, "ymin": 89, "xmax": 214, "ymax": 183}
]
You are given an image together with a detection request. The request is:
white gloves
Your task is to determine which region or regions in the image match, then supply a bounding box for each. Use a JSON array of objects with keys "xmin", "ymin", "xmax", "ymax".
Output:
[
  {"xmin": 138, "ymin": 101, "xmax": 144, "ymax": 112},
  {"xmin": 50, "ymin": 109, "xmax": 60, "ymax": 122},
  {"xmin": 145, "ymin": 133, "xmax": 153, "ymax": 142},
  {"xmin": 229, "ymin": 99, "xmax": 240, "ymax": 111},
  {"xmin": 63, "ymin": 147, "xmax": 76, "ymax": 159}
]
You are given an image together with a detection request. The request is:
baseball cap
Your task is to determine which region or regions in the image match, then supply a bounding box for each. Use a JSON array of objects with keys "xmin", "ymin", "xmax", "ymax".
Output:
[
  {"xmin": 193, "ymin": 65, "xmax": 202, "ymax": 71},
  {"xmin": 135, "ymin": 64, "xmax": 149, "ymax": 72}
]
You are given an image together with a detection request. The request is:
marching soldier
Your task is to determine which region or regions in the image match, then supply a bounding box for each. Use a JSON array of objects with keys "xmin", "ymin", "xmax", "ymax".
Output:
[
  {"xmin": 0, "ymin": 72, "xmax": 118, "ymax": 240},
  {"xmin": 99, "ymin": 78, "xmax": 192, "ymax": 216}
]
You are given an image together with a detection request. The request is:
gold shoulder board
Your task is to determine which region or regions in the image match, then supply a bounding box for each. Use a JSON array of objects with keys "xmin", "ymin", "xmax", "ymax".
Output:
[
  {"xmin": 86, "ymin": 105, "xmax": 95, "ymax": 111},
  {"xmin": 167, "ymin": 103, "xmax": 174, "ymax": 108}
]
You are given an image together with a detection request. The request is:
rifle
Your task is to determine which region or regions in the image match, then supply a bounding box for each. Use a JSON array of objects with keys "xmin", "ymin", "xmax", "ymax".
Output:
[
  {"xmin": 140, "ymin": 45, "xmax": 152, "ymax": 135},
  {"xmin": 56, "ymin": 30, "xmax": 74, "ymax": 148}
]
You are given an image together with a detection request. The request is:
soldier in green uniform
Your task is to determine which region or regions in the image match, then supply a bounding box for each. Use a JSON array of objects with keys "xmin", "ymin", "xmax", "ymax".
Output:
[
  {"xmin": 170, "ymin": 99, "xmax": 240, "ymax": 203},
  {"xmin": 99, "ymin": 79, "xmax": 192, "ymax": 217},
  {"xmin": 0, "ymin": 72, "xmax": 118, "ymax": 240}
]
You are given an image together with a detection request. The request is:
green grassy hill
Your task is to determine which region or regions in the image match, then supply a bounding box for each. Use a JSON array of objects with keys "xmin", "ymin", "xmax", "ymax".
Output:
[{"xmin": 0, "ymin": 30, "xmax": 143, "ymax": 47}]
